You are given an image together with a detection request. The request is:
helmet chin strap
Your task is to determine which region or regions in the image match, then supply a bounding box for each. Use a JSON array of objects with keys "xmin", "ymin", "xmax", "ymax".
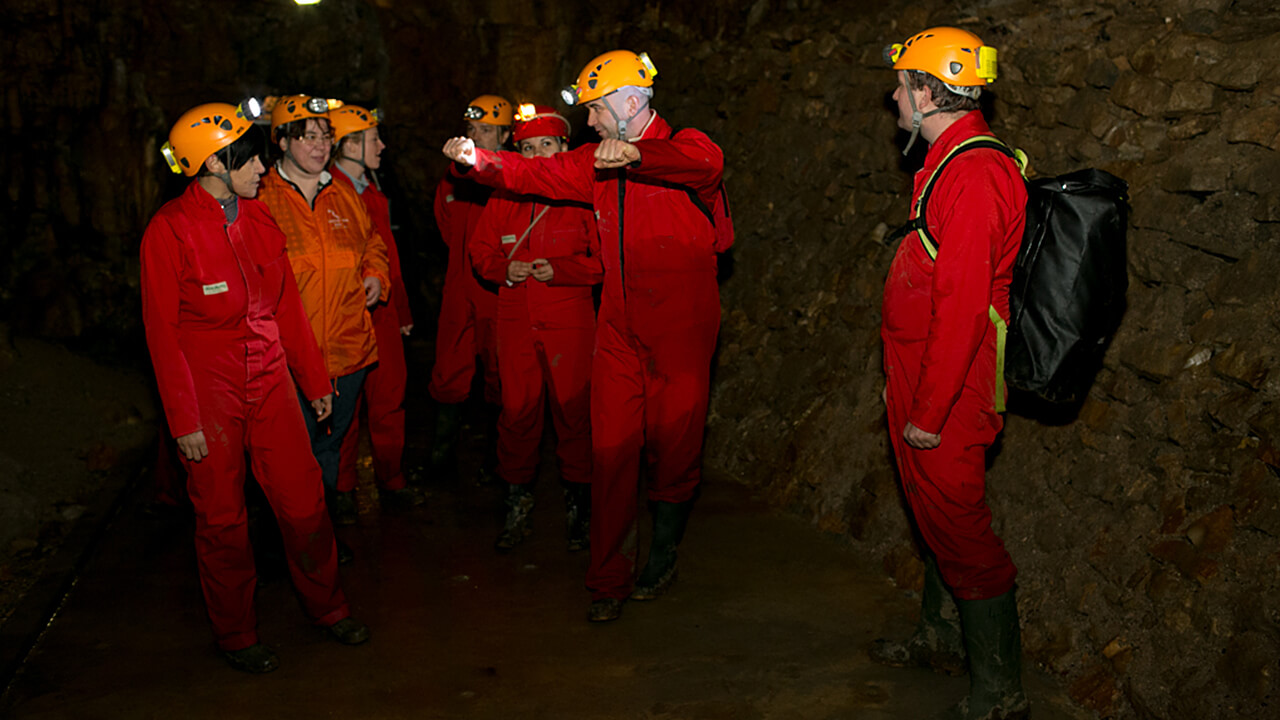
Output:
[
  {"xmin": 603, "ymin": 93, "xmax": 649, "ymax": 140},
  {"xmin": 340, "ymin": 135, "xmax": 369, "ymax": 173},
  {"xmin": 902, "ymin": 73, "xmax": 943, "ymax": 156}
]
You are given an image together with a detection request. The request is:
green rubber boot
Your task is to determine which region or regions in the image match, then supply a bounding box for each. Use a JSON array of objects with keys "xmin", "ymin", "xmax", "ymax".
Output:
[
  {"xmin": 430, "ymin": 403, "xmax": 462, "ymax": 475},
  {"xmin": 563, "ymin": 483, "xmax": 591, "ymax": 552},
  {"xmin": 870, "ymin": 555, "xmax": 967, "ymax": 676},
  {"xmin": 494, "ymin": 484, "xmax": 535, "ymax": 551},
  {"xmin": 937, "ymin": 589, "xmax": 1029, "ymax": 720},
  {"xmin": 631, "ymin": 499, "xmax": 693, "ymax": 600}
]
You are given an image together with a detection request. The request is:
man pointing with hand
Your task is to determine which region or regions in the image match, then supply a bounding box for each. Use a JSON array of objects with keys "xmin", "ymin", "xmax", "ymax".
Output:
[{"xmin": 443, "ymin": 50, "xmax": 728, "ymax": 623}]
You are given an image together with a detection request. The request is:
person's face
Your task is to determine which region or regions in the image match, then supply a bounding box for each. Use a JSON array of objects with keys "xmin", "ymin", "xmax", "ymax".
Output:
[
  {"xmin": 585, "ymin": 97, "xmax": 619, "ymax": 140},
  {"xmin": 342, "ymin": 127, "xmax": 385, "ymax": 170},
  {"xmin": 229, "ymin": 155, "xmax": 266, "ymax": 198},
  {"xmin": 517, "ymin": 135, "xmax": 566, "ymax": 159},
  {"xmin": 281, "ymin": 118, "xmax": 332, "ymax": 175},
  {"xmin": 893, "ymin": 71, "xmax": 924, "ymax": 131},
  {"xmin": 466, "ymin": 120, "xmax": 509, "ymax": 152}
]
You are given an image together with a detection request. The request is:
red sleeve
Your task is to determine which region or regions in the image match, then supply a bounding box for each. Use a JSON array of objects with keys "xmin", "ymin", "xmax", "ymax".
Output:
[
  {"xmin": 354, "ymin": 196, "xmax": 391, "ymax": 303},
  {"xmin": 630, "ymin": 129, "xmax": 724, "ymax": 207},
  {"xmin": 433, "ymin": 176, "xmax": 458, "ymax": 251},
  {"xmin": 909, "ymin": 153, "xmax": 1021, "ymax": 433},
  {"xmin": 387, "ymin": 235, "xmax": 413, "ymax": 328},
  {"xmin": 546, "ymin": 206, "xmax": 602, "ymax": 287},
  {"xmin": 468, "ymin": 194, "xmax": 517, "ymax": 286},
  {"xmin": 140, "ymin": 213, "xmax": 202, "ymax": 439},
  {"xmin": 467, "ymin": 146, "xmax": 596, "ymax": 205},
  {"xmin": 278, "ymin": 262, "xmax": 331, "ymax": 400}
]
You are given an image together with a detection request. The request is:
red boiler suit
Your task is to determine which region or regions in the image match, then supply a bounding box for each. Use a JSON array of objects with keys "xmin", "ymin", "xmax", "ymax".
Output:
[
  {"xmin": 881, "ymin": 111, "xmax": 1028, "ymax": 601},
  {"xmin": 140, "ymin": 181, "xmax": 350, "ymax": 651},
  {"xmin": 463, "ymin": 112, "xmax": 724, "ymax": 601},
  {"xmin": 468, "ymin": 191, "xmax": 601, "ymax": 486},
  {"xmin": 333, "ymin": 168, "xmax": 414, "ymax": 492},
  {"xmin": 431, "ymin": 174, "xmax": 501, "ymax": 405}
]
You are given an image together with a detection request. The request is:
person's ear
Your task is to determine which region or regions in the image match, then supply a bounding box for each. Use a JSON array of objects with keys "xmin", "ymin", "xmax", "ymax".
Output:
[{"xmin": 204, "ymin": 154, "xmax": 226, "ymax": 175}]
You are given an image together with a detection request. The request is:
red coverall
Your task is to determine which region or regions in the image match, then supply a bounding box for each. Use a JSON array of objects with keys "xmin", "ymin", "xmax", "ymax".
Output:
[
  {"xmin": 881, "ymin": 111, "xmax": 1028, "ymax": 601},
  {"xmin": 468, "ymin": 191, "xmax": 601, "ymax": 486},
  {"xmin": 462, "ymin": 112, "xmax": 724, "ymax": 600},
  {"xmin": 431, "ymin": 174, "xmax": 500, "ymax": 405},
  {"xmin": 140, "ymin": 181, "xmax": 350, "ymax": 651},
  {"xmin": 333, "ymin": 169, "xmax": 414, "ymax": 492}
]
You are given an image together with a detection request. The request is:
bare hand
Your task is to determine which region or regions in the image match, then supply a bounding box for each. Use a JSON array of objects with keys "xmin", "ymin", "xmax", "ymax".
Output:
[
  {"xmin": 364, "ymin": 276, "xmax": 382, "ymax": 307},
  {"xmin": 176, "ymin": 430, "xmax": 209, "ymax": 463},
  {"xmin": 530, "ymin": 259, "xmax": 554, "ymax": 283},
  {"xmin": 442, "ymin": 137, "xmax": 476, "ymax": 166},
  {"xmin": 882, "ymin": 386, "xmax": 888, "ymax": 405},
  {"xmin": 593, "ymin": 139, "xmax": 640, "ymax": 169},
  {"xmin": 312, "ymin": 394, "xmax": 333, "ymax": 422},
  {"xmin": 400, "ymin": 325, "xmax": 413, "ymax": 336},
  {"xmin": 903, "ymin": 421, "xmax": 941, "ymax": 450},
  {"xmin": 507, "ymin": 260, "xmax": 534, "ymax": 284}
]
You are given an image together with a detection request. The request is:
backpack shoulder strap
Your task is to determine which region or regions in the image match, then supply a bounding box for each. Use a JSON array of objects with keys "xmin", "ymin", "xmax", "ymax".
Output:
[
  {"xmin": 666, "ymin": 125, "xmax": 727, "ymax": 229},
  {"xmin": 896, "ymin": 135, "xmax": 1024, "ymax": 260}
]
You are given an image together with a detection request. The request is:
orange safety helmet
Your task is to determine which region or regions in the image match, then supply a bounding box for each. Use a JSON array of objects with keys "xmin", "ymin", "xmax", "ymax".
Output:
[
  {"xmin": 463, "ymin": 95, "xmax": 513, "ymax": 126},
  {"xmin": 884, "ymin": 27, "xmax": 997, "ymax": 88},
  {"xmin": 271, "ymin": 94, "xmax": 342, "ymax": 137},
  {"xmin": 161, "ymin": 101, "xmax": 259, "ymax": 176},
  {"xmin": 512, "ymin": 103, "xmax": 571, "ymax": 143},
  {"xmin": 330, "ymin": 105, "xmax": 380, "ymax": 144},
  {"xmin": 561, "ymin": 50, "xmax": 658, "ymax": 106}
]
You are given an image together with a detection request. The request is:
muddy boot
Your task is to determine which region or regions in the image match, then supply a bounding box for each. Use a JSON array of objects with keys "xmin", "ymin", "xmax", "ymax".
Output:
[
  {"xmin": 631, "ymin": 499, "xmax": 693, "ymax": 600},
  {"xmin": 494, "ymin": 484, "xmax": 535, "ymax": 551},
  {"xmin": 473, "ymin": 404, "xmax": 502, "ymax": 486},
  {"xmin": 870, "ymin": 555, "xmax": 967, "ymax": 676},
  {"xmin": 587, "ymin": 598, "xmax": 623, "ymax": 622},
  {"xmin": 563, "ymin": 483, "xmax": 591, "ymax": 552},
  {"xmin": 430, "ymin": 403, "xmax": 462, "ymax": 476},
  {"xmin": 937, "ymin": 589, "xmax": 1029, "ymax": 720}
]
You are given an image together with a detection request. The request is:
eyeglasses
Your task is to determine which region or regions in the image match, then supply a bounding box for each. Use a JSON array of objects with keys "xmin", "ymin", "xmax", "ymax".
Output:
[{"xmin": 296, "ymin": 132, "xmax": 333, "ymax": 145}]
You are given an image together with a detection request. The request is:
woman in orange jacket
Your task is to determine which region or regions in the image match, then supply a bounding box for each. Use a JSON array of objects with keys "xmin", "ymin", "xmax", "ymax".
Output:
[
  {"xmin": 141, "ymin": 100, "xmax": 368, "ymax": 673},
  {"xmin": 468, "ymin": 104, "xmax": 601, "ymax": 552},
  {"xmin": 257, "ymin": 95, "xmax": 390, "ymax": 525},
  {"xmin": 329, "ymin": 105, "xmax": 423, "ymax": 511}
]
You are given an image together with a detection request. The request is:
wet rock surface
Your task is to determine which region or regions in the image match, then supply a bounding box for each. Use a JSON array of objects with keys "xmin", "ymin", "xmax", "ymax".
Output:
[{"xmin": 2, "ymin": 0, "xmax": 1279, "ymax": 717}]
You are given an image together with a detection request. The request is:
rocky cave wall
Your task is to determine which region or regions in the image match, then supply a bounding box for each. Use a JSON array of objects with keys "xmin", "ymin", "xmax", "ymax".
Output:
[{"xmin": 3, "ymin": 0, "xmax": 1279, "ymax": 718}]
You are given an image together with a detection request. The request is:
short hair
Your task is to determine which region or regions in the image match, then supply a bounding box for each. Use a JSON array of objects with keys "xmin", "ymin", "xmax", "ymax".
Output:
[
  {"xmin": 614, "ymin": 85, "xmax": 654, "ymax": 103},
  {"xmin": 906, "ymin": 71, "xmax": 980, "ymax": 113},
  {"xmin": 198, "ymin": 125, "xmax": 264, "ymax": 176},
  {"xmin": 274, "ymin": 117, "xmax": 331, "ymax": 143}
]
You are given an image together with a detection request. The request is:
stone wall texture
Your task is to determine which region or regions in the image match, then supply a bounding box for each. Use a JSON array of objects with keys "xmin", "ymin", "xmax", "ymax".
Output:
[{"xmin": 2, "ymin": 0, "xmax": 1278, "ymax": 717}]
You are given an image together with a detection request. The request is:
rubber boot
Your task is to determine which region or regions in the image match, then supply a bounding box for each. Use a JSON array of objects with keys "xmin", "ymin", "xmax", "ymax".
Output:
[
  {"xmin": 870, "ymin": 555, "xmax": 967, "ymax": 676},
  {"xmin": 494, "ymin": 483, "xmax": 535, "ymax": 551},
  {"xmin": 430, "ymin": 403, "xmax": 462, "ymax": 476},
  {"xmin": 473, "ymin": 403, "xmax": 502, "ymax": 486},
  {"xmin": 630, "ymin": 499, "xmax": 693, "ymax": 600},
  {"xmin": 937, "ymin": 589, "xmax": 1030, "ymax": 720},
  {"xmin": 563, "ymin": 482, "xmax": 591, "ymax": 552}
]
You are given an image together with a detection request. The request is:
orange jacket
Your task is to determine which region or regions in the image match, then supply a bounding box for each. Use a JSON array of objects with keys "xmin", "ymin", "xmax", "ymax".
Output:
[{"xmin": 259, "ymin": 165, "xmax": 390, "ymax": 379}]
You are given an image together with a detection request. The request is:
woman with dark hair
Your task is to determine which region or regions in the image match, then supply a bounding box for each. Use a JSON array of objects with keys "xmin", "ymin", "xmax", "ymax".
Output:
[{"xmin": 141, "ymin": 100, "xmax": 369, "ymax": 674}]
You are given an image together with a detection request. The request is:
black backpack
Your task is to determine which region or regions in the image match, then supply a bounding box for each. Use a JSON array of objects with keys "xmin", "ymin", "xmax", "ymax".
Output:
[{"xmin": 887, "ymin": 135, "xmax": 1129, "ymax": 405}]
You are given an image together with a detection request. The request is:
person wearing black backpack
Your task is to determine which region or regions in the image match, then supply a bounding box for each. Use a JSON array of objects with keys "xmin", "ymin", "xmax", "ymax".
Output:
[{"xmin": 873, "ymin": 27, "xmax": 1031, "ymax": 720}]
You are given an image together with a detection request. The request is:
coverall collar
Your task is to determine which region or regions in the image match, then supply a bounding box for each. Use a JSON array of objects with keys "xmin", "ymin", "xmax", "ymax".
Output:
[
  {"xmin": 333, "ymin": 161, "xmax": 369, "ymax": 195},
  {"xmin": 921, "ymin": 111, "xmax": 991, "ymax": 171}
]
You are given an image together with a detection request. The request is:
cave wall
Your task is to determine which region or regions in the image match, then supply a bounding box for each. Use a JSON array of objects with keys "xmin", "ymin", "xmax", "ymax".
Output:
[{"xmin": 2, "ymin": 0, "xmax": 1278, "ymax": 717}]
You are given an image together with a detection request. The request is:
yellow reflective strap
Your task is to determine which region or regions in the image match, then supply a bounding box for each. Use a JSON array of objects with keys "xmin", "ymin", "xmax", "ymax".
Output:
[{"xmin": 989, "ymin": 305, "xmax": 1007, "ymax": 413}]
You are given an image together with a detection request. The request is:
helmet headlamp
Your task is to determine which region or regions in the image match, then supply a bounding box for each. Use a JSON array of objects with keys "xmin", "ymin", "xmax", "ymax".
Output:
[
  {"xmin": 160, "ymin": 142, "xmax": 182, "ymax": 174},
  {"xmin": 305, "ymin": 97, "xmax": 342, "ymax": 114}
]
